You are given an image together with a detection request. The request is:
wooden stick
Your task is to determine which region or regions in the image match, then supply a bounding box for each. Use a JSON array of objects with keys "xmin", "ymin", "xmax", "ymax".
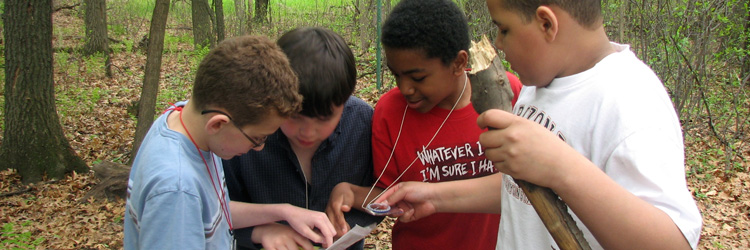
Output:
[{"xmin": 468, "ymin": 36, "xmax": 591, "ymax": 250}]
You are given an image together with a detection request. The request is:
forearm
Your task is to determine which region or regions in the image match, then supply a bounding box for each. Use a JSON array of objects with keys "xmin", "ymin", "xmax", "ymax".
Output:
[
  {"xmin": 230, "ymin": 201, "xmax": 296, "ymax": 229},
  {"xmin": 554, "ymin": 161, "xmax": 690, "ymax": 250},
  {"xmin": 433, "ymin": 172, "xmax": 503, "ymax": 214}
]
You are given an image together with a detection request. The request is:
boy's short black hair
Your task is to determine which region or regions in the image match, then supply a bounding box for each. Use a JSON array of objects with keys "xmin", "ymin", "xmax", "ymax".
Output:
[
  {"xmin": 382, "ymin": 0, "xmax": 470, "ymax": 66},
  {"xmin": 191, "ymin": 35, "xmax": 302, "ymax": 127},
  {"xmin": 501, "ymin": 0, "xmax": 602, "ymax": 28},
  {"xmin": 276, "ymin": 27, "xmax": 356, "ymax": 118}
]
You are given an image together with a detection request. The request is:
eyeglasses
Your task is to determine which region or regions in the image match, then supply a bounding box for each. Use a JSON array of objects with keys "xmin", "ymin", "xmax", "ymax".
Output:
[{"xmin": 201, "ymin": 110, "xmax": 267, "ymax": 148}]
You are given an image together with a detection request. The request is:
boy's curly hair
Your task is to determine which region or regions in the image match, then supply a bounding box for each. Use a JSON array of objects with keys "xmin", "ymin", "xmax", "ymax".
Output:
[
  {"xmin": 382, "ymin": 0, "xmax": 470, "ymax": 66},
  {"xmin": 191, "ymin": 35, "xmax": 303, "ymax": 127},
  {"xmin": 501, "ymin": 0, "xmax": 602, "ymax": 29}
]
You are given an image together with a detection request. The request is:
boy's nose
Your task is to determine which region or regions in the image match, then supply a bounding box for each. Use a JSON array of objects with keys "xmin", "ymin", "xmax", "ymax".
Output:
[
  {"xmin": 299, "ymin": 125, "xmax": 315, "ymax": 138},
  {"xmin": 398, "ymin": 80, "xmax": 415, "ymax": 96},
  {"xmin": 493, "ymin": 39, "xmax": 504, "ymax": 51}
]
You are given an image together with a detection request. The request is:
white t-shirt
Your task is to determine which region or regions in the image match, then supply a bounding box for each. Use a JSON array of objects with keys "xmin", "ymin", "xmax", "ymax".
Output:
[{"xmin": 497, "ymin": 43, "xmax": 702, "ymax": 250}]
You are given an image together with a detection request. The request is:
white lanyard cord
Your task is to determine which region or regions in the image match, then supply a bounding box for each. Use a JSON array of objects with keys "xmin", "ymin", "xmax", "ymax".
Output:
[{"xmin": 362, "ymin": 72, "xmax": 468, "ymax": 209}]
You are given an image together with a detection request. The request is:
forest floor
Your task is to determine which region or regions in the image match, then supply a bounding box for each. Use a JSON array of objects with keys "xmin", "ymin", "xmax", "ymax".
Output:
[{"xmin": 1, "ymin": 6, "xmax": 749, "ymax": 250}]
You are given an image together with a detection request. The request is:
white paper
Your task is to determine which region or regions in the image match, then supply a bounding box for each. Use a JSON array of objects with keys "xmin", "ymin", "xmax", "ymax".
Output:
[{"xmin": 322, "ymin": 223, "xmax": 378, "ymax": 250}]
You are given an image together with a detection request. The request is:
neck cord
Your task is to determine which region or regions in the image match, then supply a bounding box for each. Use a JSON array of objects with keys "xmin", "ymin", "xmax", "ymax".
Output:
[
  {"xmin": 362, "ymin": 71, "xmax": 469, "ymax": 209},
  {"xmin": 300, "ymin": 162, "xmax": 309, "ymax": 209},
  {"xmin": 176, "ymin": 107, "xmax": 234, "ymax": 233}
]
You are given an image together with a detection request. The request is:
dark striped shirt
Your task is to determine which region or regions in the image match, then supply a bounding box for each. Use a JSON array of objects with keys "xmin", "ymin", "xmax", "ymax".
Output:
[{"xmin": 223, "ymin": 96, "xmax": 382, "ymax": 250}]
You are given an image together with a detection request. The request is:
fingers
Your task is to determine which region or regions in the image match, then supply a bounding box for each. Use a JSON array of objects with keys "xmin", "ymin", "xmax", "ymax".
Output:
[
  {"xmin": 373, "ymin": 184, "xmax": 401, "ymax": 205},
  {"xmin": 320, "ymin": 215, "xmax": 337, "ymax": 247},
  {"xmin": 393, "ymin": 201, "xmax": 417, "ymax": 222},
  {"xmin": 295, "ymin": 226, "xmax": 329, "ymax": 248},
  {"xmin": 325, "ymin": 204, "xmax": 350, "ymax": 237},
  {"xmin": 314, "ymin": 219, "xmax": 336, "ymax": 248},
  {"xmin": 477, "ymin": 109, "xmax": 516, "ymax": 130},
  {"xmin": 324, "ymin": 190, "xmax": 352, "ymax": 236},
  {"xmin": 256, "ymin": 224, "xmax": 314, "ymax": 250},
  {"xmin": 287, "ymin": 211, "xmax": 335, "ymax": 248},
  {"xmin": 293, "ymin": 236, "xmax": 315, "ymax": 250},
  {"xmin": 337, "ymin": 204, "xmax": 352, "ymax": 236}
]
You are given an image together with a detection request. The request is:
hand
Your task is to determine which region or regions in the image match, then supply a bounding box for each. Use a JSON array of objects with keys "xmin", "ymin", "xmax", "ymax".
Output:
[
  {"xmin": 281, "ymin": 205, "xmax": 336, "ymax": 248},
  {"xmin": 325, "ymin": 182, "xmax": 355, "ymax": 237},
  {"xmin": 374, "ymin": 182, "xmax": 437, "ymax": 223},
  {"xmin": 477, "ymin": 109, "xmax": 584, "ymax": 189},
  {"xmin": 252, "ymin": 223, "xmax": 316, "ymax": 250}
]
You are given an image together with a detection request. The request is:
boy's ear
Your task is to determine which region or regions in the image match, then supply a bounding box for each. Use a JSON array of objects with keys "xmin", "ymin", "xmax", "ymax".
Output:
[
  {"xmin": 205, "ymin": 114, "xmax": 231, "ymax": 135},
  {"xmin": 535, "ymin": 6, "xmax": 559, "ymax": 41},
  {"xmin": 452, "ymin": 50, "xmax": 469, "ymax": 76}
]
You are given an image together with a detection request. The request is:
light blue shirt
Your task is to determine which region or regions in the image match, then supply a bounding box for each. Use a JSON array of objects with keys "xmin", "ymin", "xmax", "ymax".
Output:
[{"xmin": 124, "ymin": 101, "xmax": 232, "ymax": 249}]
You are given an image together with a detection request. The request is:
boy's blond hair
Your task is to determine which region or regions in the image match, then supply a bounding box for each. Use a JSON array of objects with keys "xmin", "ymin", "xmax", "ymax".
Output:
[{"xmin": 191, "ymin": 35, "xmax": 303, "ymax": 127}]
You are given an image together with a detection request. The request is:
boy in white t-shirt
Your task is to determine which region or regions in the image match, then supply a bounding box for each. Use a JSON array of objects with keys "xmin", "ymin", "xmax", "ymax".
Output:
[{"xmin": 376, "ymin": 0, "xmax": 703, "ymax": 249}]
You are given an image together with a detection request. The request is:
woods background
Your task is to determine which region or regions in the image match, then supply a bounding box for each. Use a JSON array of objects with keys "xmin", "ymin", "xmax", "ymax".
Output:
[{"xmin": 0, "ymin": 0, "xmax": 748, "ymax": 249}]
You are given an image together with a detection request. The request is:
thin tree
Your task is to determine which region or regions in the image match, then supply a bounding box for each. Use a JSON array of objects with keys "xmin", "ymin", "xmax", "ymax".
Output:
[
  {"xmin": 235, "ymin": 0, "xmax": 247, "ymax": 35},
  {"xmin": 215, "ymin": 0, "xmax": 226, "ymax": 42},
  {"xmin": 253, "ymin": 0, "xmax": 270, "ymax": 24},
  {"xmin": 192, "ymin": 0, "xmax": 216, "ymax": 49},
  {"xmin": 83, "ymin": 0, "xmax": 112, "ymax": 77},
  {"xmin": 462, "ymin": 0, "xmax": 495, "ymax": 41},
  {"xmin": 1, "ymin": 0, "xmax": 88, "ymax": 182},
  {"xmin": 743, "ymin": 4, "xmax": 750, "ymax": 85},
  {"xmin": 129, "ymin": 0, "xmax": 171, "ymax": 165}
]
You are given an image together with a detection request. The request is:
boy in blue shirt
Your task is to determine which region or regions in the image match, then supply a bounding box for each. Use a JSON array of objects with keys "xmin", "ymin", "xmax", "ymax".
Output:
[{"xmin": 124, "ymin": 35, "xmax": 336, "ymax": 249}]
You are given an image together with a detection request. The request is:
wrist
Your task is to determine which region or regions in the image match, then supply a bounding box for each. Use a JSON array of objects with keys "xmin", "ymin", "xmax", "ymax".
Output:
[
  {"xmin": 277, "ymin": 203, "xmax": 295, "ymax": 221},
  {"xmin": 250, "ymin": 224, "xmax": 268, "ymax": 243}
]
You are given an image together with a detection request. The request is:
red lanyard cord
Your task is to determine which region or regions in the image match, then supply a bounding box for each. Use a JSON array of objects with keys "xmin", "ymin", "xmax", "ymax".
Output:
[{"xmin": 171, "ymin": 106, "xmax": 234, "ymax": 232}]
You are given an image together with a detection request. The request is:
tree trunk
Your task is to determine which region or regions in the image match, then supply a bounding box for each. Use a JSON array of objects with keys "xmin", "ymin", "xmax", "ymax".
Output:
[
  {"xmin": 742, "ymin": 3, "xmax": 750, "ymax": 86},
  {"xmin": 83, "ymin": 0, "xmax": 112, "ymax": 77},
  {"xmin": 356, "ymin": 0, "xmax": 375, "ymax": 50},
  {"xmin": 1, "ymin": 0, "xmax": 88, "ymax": 183},
  {"xmin": 192, "ymin": 0, "xmax": 215, "ymax": 49},
  {"xmin": 253, "ymin": 0, "xmax": 270, "ymax": 24},
  {"xmin": 214, "ymin": 0, "xmax": 226, "ymax": 42},
  {"xmin": 129, "ymin": 0, "xmax": 171, "ymax": 165},
  {"xmin": 235, "ymin": 0, "xmax": 247, "ymax": 35},
  {"xmin": 470, "ymin": 0, "xmax": 496, "ymax": 40},
  {"xmin": 618, "ymin": 0, "xmax": 625, "ymax": 43}
]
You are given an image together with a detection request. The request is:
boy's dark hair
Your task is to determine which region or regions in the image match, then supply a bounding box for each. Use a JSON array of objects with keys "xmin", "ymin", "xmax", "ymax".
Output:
[
  {"xmin": 501, "ymin": 0, "xmax": 602, "ymax": 28},
  {"xmin": 382, "ymin": 0, "xmax": 470, "ymax": 66},
  {"xmin": 277, "ymin": 27, "xmax": 356, "ymax": 118},
  {"xmin": 191, "ymin": 35, "xmax": 303, "ymax": 127}
]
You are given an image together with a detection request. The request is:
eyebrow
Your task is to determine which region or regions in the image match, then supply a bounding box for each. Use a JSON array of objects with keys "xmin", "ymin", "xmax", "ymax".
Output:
[{"xmin": 387, "ymin": 65, "xmax": 425, "ymax": 75}]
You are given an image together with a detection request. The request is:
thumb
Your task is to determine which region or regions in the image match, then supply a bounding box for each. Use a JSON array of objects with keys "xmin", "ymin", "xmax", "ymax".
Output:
[
  {"xmin": 477, "ymin": 109, "xmax": 516, "ymax": 130},
  {"xmin": 375, "ymin": 184, "xmax": 403, "ymax": 205}
]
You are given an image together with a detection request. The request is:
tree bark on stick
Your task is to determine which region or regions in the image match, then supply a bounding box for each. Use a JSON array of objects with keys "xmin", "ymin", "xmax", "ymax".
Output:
[{"xmin": 468, "ymin": 36, "xmax": 591, "ymax": 250}]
